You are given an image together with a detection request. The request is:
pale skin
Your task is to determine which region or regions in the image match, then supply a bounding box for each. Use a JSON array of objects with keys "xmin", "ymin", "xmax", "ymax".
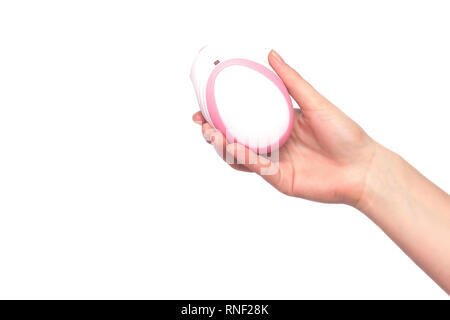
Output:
[{"xmin": 192, "ymin": 50, "xmax": 450, "ymax": 294}]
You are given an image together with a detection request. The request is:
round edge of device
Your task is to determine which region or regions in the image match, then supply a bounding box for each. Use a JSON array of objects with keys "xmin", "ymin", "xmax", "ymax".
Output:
[{"xmin": 205, "ymin": 58, "xmax": 294, "ymax": 154}]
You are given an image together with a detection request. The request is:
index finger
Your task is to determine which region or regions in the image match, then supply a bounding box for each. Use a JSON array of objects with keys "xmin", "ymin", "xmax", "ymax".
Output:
[{"xmin": 192, "ymin": 111, "xmax": 206, "ymax": 125}]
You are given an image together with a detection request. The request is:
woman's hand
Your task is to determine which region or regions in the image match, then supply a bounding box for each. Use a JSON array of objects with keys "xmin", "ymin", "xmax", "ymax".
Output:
[
  {"xmin": 193, "ymin": 50, "xmax": 450, "ymax": 294},
  {"xmin": 193, "ymin": 50, "xmax": 378, "ymax": 206}
]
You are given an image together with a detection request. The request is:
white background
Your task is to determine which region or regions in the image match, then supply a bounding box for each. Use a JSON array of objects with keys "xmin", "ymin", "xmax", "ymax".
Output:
[{"xmin": 0, "ymin": 1, "xmax": 449, "ymax": 299}]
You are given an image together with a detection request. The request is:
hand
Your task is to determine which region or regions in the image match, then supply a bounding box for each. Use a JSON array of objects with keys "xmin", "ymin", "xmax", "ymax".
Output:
[
  {"xmin": 193, "ymin": 50, "xmax": 450, "ymax": 293},
  {"xmin": 193, "ymin": 50, "xmax": 377, "ymax": 206}
]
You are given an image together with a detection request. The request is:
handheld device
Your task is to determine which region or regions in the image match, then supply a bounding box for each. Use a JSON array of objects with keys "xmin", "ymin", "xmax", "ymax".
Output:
[{"xmin": 190, "ymin": 46, "xmax": 294, "ymax": 153}]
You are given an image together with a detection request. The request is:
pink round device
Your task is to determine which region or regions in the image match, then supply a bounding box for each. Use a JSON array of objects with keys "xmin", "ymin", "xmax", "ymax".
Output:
[{"xmin": 190, "ymin": 46, "xmax": 294, "ymax": 154}]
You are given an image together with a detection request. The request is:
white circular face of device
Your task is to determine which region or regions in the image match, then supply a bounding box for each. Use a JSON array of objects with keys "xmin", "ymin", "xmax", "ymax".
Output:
[{"xmin": 214, "ymin": 65, "xmax": 290, "ymax": 150}]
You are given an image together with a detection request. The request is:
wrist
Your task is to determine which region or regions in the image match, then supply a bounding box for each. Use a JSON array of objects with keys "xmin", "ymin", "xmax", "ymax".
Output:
[{"xmin": 354, "ymin": 142, "xmax": 403, "ymax": 213}]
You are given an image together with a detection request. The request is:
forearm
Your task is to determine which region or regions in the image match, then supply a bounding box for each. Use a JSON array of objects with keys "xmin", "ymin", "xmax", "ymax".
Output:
[{"xmin": 357, "ymin": 143, "xmax": 450, "ymax": 294}]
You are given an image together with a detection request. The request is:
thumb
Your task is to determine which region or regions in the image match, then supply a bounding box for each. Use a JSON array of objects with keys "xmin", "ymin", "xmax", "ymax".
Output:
[{"xmin": 269, "ymin": 50, "xmax": 329, "ymax": 112}]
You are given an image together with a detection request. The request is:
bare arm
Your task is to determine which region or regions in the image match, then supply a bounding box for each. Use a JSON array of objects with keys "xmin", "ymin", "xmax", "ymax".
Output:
[{"xmin": 358, "ymin": 143, "xmax": 450, "ymax": 293}]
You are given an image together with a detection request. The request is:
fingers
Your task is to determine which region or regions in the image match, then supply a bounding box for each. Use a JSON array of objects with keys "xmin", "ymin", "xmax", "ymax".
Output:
[
  {"xmin": 268, "ymin": 50, "xmax": 330, "ymax": 112},
  {"xmin": 209, "ymin": 128, "xmax": 252, "ymax": 173},
  {"xmin": 193, "ymin": 111, "xmax": 279, "ymax": 178},
  {"xmin": 225, "ymin": 143, "xmax": 280, "ymax": 183},
  {"xmin": 229, "ymin": 163, "xmax": 252, "ymax": 172},
  {"xmin": 193, "ymin": 111, "xmax": 250, "ymax": 172},
  {"xmin": 192, "ymin": 111, "xmax": 206, "ymax": 125},
  {"xmin": 202, "ymin": 121, "xmax": 215, "ymax": 143}
]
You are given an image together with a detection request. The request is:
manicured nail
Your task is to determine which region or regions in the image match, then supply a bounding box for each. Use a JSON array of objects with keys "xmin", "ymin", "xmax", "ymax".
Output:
[{"xmin": 271, "ymin": 50, "xmax": 285, "ymax": 64}]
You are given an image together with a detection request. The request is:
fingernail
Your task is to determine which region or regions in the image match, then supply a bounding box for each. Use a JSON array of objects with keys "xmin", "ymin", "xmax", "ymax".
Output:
[
  {"xmin": 271, "ymin": 50, "xmax": 285, "ymax": 64},
  {"xmin": 211, "ymin": 135, "xmax": 215, "ymax": 143}
]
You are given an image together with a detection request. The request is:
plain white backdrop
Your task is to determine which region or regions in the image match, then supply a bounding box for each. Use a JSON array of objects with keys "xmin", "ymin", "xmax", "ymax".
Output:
[{"xmin": 0, "ymin": 1, "xmax": 449, "ymax": 299}]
